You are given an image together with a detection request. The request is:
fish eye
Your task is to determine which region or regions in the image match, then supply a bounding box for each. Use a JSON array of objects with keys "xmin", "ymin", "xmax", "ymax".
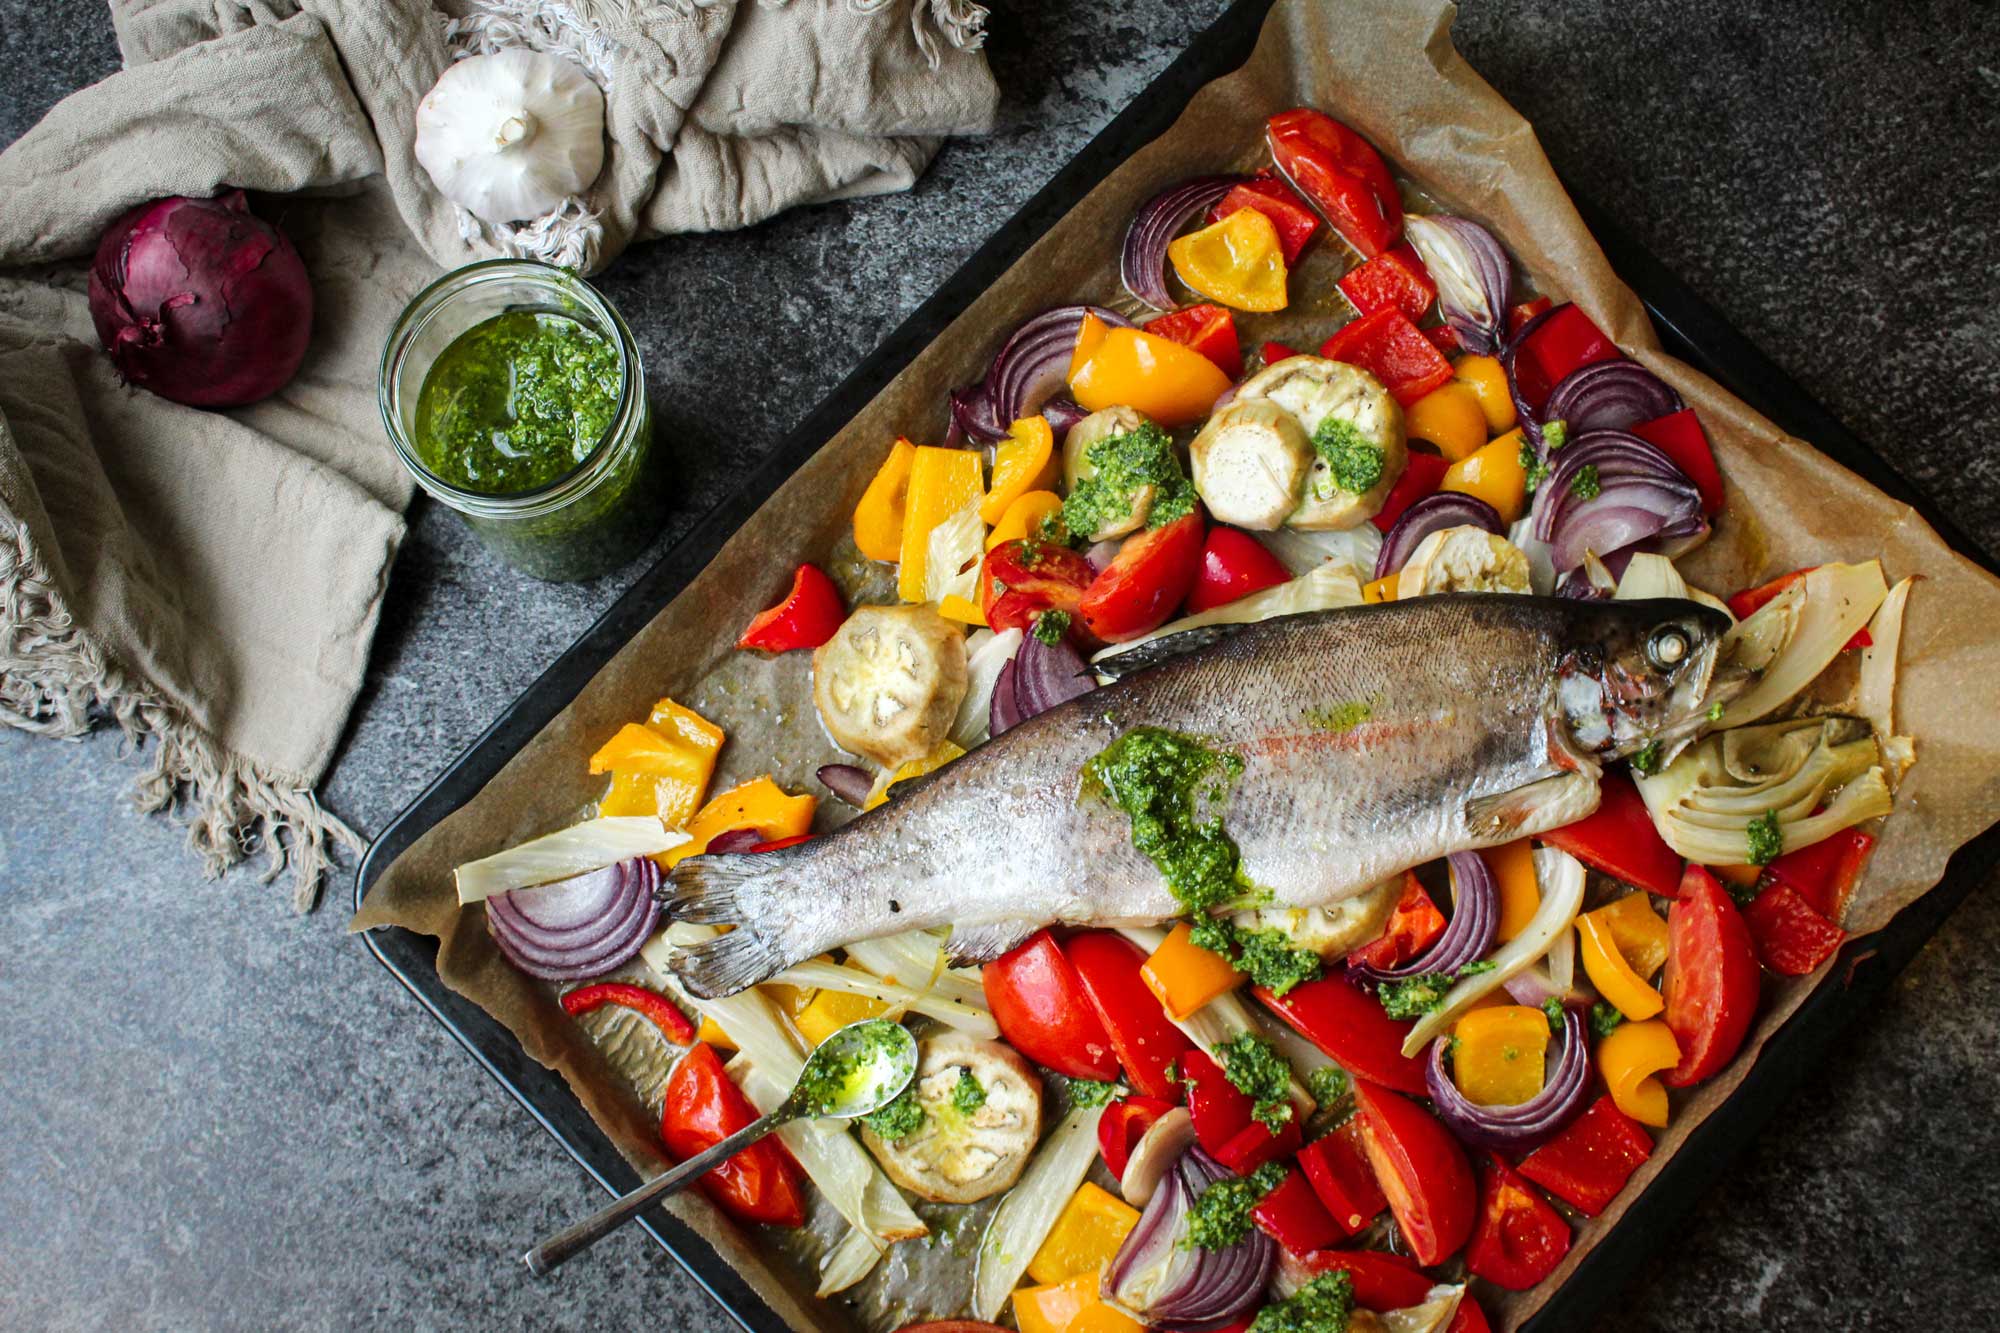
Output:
[{"xmin": 1647, "ymin": 625, "xmax": 1691, "ymax": 669}]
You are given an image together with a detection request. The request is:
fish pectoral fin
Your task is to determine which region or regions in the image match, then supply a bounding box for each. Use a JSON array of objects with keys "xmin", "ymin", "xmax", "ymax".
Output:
[
  {"xmin": 1462, "ymin": 770, "xmax": 1601, "ymax": 840},
  {"xmin": 944, "ymin": 919, "xmax": 1041, "ymax": 967},
  {"xmin": 1091, "ymin": 624, "xmax": 1245, "ymax": 683}
]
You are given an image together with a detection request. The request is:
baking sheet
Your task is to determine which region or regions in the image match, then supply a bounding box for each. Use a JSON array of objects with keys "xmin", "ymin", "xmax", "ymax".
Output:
[{"xmin": 352, "ymin": 0, "xmax": 2000, "ymax": 1326}]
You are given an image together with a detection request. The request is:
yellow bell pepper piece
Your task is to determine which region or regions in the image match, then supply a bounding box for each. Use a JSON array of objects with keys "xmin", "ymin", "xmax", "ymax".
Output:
[
  {"xmin": 1068, "ymin": 313, "xmax": 1233, "ymax": 428},
  {"xmin": 938, "ymin": 594, "xmax": 988, "ymax": 627},
  {"xmin": 1710, "ymin": 863, "xmax": 1764, "ymax": 893},
  {"xmin": 1026, "ymin": 1182, "xmax": 1141, "ymax": 1285},
  {"xmin": 1452, "ymin": 1004, "xmax": 1551, "ymax": 1107},
  {"xmin": 597, "ymin": 770, "xmax": 663, "ymax": 818},
  {"xmin": 794, "ymin": 981, "xmax": 891, "ymax": 1048},
  {"xmin": 1362, "ymin": 574, "xmax": 1398, "ymax": 604},
  {"xmin": 1483, "ymin": 839, "xmax": 1540, "ymax": 944},
  {"xmin": 1014, "ymin": 1271, "xmax": 1146, "ymax": 1333},
  {"xmin": 696, "ymin": 1015, "xmax": 734, "ymax": 1050},
  {"xmin": 982, "ymin": 415, "xmax": 1057, "ymax": 524},
  {"xmin": 897, "ymin": 447, "xmax": 986, "ymax": 603},
  {"xmin": 1452, "ymin": 354, "xmax": 1516, "ymax": 434},
  {"xmin": 864, "ymin": 741, "xmax": 966, "ymax": 811},
  {"xmin": 1577, "ymin": 910, "xmax": 1663, "ymax": 1021},
  {"xmin": 1590, "ymin": 892, "xmax": 1670, "ymax": 980},
  {"xmin": 663, "ymin": 776, "xmax": 816, "ymax": 868},
  {"xmin": 854, "ymin": 438, "xmax": 917, "ymax": 562},
  {"xmin": 1441, "ymin": 427, "xmax": 1529, "ymax": 523},
  {"xmin": 987, "ymin": 489, "xmax": 1067, "ymax": 549},
  {"xmin": 589, "ymin": 699, "xmax": 725, "ymax": 827},
  {"xmin": 1167, "ymin": 207, "xmax": 1290, "ymax": 313},
  {"xmin": 1404, "ymin": 380, "xmax": 1490, "ymax": 462},
  {"xmin": 697, "ymin": 978, "xmax": 814, "ymax": 1051},
  {"xmin": 1598, "ymin": 1018, "xmax": 1680, "ymax": 1128},
  {"xmin": 1140, "ymin": 921, "xmax": 1245, "ymax": 1020}
]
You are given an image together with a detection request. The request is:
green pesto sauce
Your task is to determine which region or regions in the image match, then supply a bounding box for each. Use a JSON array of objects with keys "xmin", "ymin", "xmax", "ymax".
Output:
[
  {"xmin": 1309, "ymin": 418, "xmax": 1385, "ymax": 497},
  {"xmin": 1218, "ymin": 1032, "xmax": 1296, "ymax": 1130},
  {"xmin": 1082, "ymin": 727, "xmax": 1249, "ymax": 915},
  {"xmin": 1251, "ymin": 1270, "xmax": 1355, "ymax": 1333},
  {"xmin": 1064, "ymin": 1077, "xmax": 1121, "ymax": 1109},
  {"xmin": 1189, "ymin": 917, "xmax": 1322, "ymax": 996},
  {"xmin": 1746, "ymin": 809, "xmax": 1784, "ymax": 866},
  {"xmin": 1183, "ymin": 1161, "xmax": 1286, "ymax": 1251},
  {"xmin": 1303, "ymin": 700, "xmax": 1372, "ymax": 732},
  {"xmin": 414, "ymin": 310, "xmax": 621, "ymax": 495},
  {"xmin": 950, "ymin": 1069, "xmax": 987, "ymax": 1116},
  {"xmin": 1062, "ymin": 422, "xmax": 1196, "ymax": 538},
  {"xmin": 794, "ymin": 1018, "xmax": 910, "ymax": 1119}
]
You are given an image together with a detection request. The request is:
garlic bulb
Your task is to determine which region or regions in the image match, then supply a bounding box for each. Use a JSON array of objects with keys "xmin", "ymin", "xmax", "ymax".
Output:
[{"xmin": 415, "ymin": 50, "xmax": 606, "ymax": 225}]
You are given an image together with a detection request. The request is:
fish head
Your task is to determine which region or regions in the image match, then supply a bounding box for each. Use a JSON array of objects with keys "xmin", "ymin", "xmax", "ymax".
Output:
[{"xmin": 1555, "ymin": 598, "xmax": 1750, "ymax": 762}]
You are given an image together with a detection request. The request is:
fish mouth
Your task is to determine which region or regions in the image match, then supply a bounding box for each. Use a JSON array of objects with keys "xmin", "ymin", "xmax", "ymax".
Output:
[{"xmin": 1606, "ymin": 634, "xmax": 1753, "ymax": 764}]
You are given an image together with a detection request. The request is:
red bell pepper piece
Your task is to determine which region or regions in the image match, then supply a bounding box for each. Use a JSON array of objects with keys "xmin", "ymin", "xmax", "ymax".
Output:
[
  {"xmin": 1252, "ymin": 1167, "xmax": 1342, "ymax": 1254},
  {"xmin": 1517, "ymin": 1094, "xmax": 1653, "ymax": 1216},
  {"xmin": 1766, "ymin": 828, "xmax": 1875, "ymax": 921},
  {"xmin": 736, "ymin": 563, "xmax": 846, "ymax": 652},
  {"xmin": 1297, "ymin": 1119, "xmax": 1388, "ymax": 1236},
  {"xmin": 1257, "ymin": 972, "xmax": 1429, "ymax": 1096},
  {"xmin": 1369, "ymin": 450, "xmax": 1451, "ymax": 533},
  {"xmin": 1294, "ymin": 1248, "xmax": 1434, "ymax": 1312},
  {"xmin": 1210, "ymin": 170, "xmax": 1322, "ymax": 266},
  {"xmin": 1097, "ymin": 1094, "xmax": 1175, "ymax": 1179},
  {"xmin": 749, "ymin": 833, "xmax": 813, "ymax": 853},
  {"xmin": 1661, "ymin": 865, "xmax": 1762, "ymax": 1087},
  {"xmin": 1266, "ymin": 109, "xmax": 1403, "ymax": 258},
  {"xmin": 1447, "ymin": 1298, "xmax": 1494, "ymax": 1333},
  {"xmin": 1215, "ymin": 1116, "xmax": 1303, "ymax": 1176},
  {"xmin": 1347, "ymin": 870, "xmax": 1446, "ymax": 971},
  {"xmin": 1422, "ymin": 324, "xmax": 1462, "ymax": 356},
  {"xmin": 1078, "ymin": 512, "xmax": 1206, "ymax": 644},
  {"xmin": 1064, "ymin": 930, "xmax": 1195, "ymax": 1100},
  {"xmin": 1262, "ymin": 340, "xmax": 1303, "ymax": 366},
  {"xmin": 1352, "ymin": 1081, "xmax": 1476, "ymax": 1266},
  {"xmin": 1319, "ymin": 307, "xmax": 1455, "ymax": 407},
  {"xmin": 1632, "ymin": 408, "xmax": 1725, "ymax": 516},
  {"xmin": 1505, "ymin": 296, "xmax": 1552, "ymax": 338},
  {"xmin": 981, "ymin": 539, "xmax": 1097, "ymax": 639},
  {"xmin": 1145, "ymin": 303, "xmax": 1243, "ymax": 380},
  {"xmin": 661, "ymin": 1043, "xmax": 807, "ymax": 1227},
  {"xmin": 982, "ymin": 930, "xmax": 1120, "ymax": 1081},
  {"xmin": 1727, "ymin": 568, "xmax": 1873, "ymax": 651},
  {"xmin": 1185, "ymin": 526, "xmax": 1292, "ymax": 614},
  {"xmin": 561, "ymin": 981, "xmax": 698, "ymax": 1046},
  {"xmin": 1537, "ymin": 771, "xmax": 1684, "ymax": 897},
  {"xmin": 1744, "ymin": 881, "xmax": 1847, "ymax": 976},
  {"xmin": 1337, "ymin": 244, "xmax": 1436, "ymax": 324},
  {"xmin": 1464, "ymin": 1152, "xmax": 1571, "ymax": 1290},
  {"xmin": 1511, "ymin": 303, "xmax": 1620, "ymax": 415},
  {"xmin": 1176, "ymin": 1049, "xmax": 1255, "ymax": 1154}
]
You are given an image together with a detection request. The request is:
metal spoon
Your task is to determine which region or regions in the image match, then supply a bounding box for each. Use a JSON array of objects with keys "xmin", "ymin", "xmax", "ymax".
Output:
[{"xmin": 522, "ymin": 1017, "xmax": 918, "ymax": 1277}]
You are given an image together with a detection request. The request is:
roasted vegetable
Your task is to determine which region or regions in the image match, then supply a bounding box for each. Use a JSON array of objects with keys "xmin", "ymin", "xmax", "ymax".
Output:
[
  {"xmin": 860, "ymin": 1032, "xmax": 1042, "ymax": 1203},
  {"xmin": 1189, "ymin": 399, "xmax": 1315, "ymax": 530},
  {"xmin": 1233, "ymin": 355, "xmax": 1405, "ymax": 530},
  {"xmin": 812, "ymin": 604, "xmax": 969, "ymax": 768}
]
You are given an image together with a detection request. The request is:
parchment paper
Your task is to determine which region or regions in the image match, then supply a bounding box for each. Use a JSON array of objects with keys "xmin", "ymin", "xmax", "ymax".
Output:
[{"xmin": 352, "ymin": 1, "xmax": 2000, "ymax": 1326}]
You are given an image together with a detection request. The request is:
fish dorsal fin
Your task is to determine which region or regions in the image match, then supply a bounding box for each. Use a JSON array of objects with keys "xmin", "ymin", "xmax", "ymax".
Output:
[
  {"xmin": 1462, "ymin": 770, "xmax": 1600, "ymax": 839},
  {"xmin": 945, "ymin": 919, "xmax": 1040, "ymax": 967},
  {"xmin": 1092, "ymin": 624, "xmax": 1245, "ymax": 683}
]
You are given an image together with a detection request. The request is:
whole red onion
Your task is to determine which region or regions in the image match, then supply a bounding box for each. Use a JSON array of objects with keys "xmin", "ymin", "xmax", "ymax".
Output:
[{"xmin": 87, "ymin": 191, "xmax": 312, "ymax": 408}]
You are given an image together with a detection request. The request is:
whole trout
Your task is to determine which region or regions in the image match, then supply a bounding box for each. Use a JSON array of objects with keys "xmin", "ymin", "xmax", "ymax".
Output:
[{"xmin": 664, "ymin": 595, "xmax": 1738, "ymax": 997}]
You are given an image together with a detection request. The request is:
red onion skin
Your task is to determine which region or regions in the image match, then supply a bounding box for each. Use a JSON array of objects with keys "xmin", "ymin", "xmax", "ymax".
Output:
[
  {"xmin": 89, "ymin": 191, "xmax": 312, "ymax": 407},
  {"xmin": 1373, "ymin": 493, "xmax": 1504, "ymax": 580},
  {"xmin": 1351, "ymin": 851, "xmax": 1498, "ymax": 986},
  {"xmin": 488, "ymin": 857, "xmax": 659, "ymax": 981},
  {"xmin": 816, "ymin": 763, "xmax": 874, "ymax": 808}
]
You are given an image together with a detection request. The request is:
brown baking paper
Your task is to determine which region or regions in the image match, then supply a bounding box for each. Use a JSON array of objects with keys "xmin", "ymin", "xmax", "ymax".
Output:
[{"xmin": 353, "ymin": 1, "xmax": 2000, "ymax": 1326}]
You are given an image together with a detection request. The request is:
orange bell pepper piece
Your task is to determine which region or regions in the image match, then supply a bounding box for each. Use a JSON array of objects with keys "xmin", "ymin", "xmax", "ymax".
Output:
[
  {"xmin": 794, "ymin": 981, "xmax": 891, "ymax": 1047},
  {"xmin": 589, "ymin": 699, "xmax": 725, "ymax": 828},
  {"xmin": 664, "ymin": 776, "xmax": 816, "ymax": 867},
  {"xmin": 981, "ymin": 415, "xmax": 1058, "ymax": 524},
  {"xmin": 1167, "ymin": 206, "xmax": 1290, "ymax": 313},
  {"xmin": 1014, "ymin": 1271, "xmax": 1145, "ymax": 1333},
  {"xmin": 1026, "ymin": 1182, "xmax": 1141, "ymax": 1285},
  {"xmin": 986, "ymin": 489, "xmax": 1067, "ymax": 550},
  {"xmin": 854, "ymin": 438, "xmax": 916, "ymax": 562},
  {"xmin": 937, "ymin": 593, "xmax": 988, "ymax": 626},
  {"xmin": 1441, "ymin": 427, "xmax": 1529, "ymax": 522},
  {"xmin": 1451, "ymin": 354, "xmax": 1516, "ymax": 434},
  {"xmin": 1483, "ymin": 839, "xmax": 1540, "ymax": 944},
  {"xmin": 1067, "ymin": 313, "xmax": 1233, "ymax": 427},
  {"xmin": 1597, "ymin": 1019, "xmax": 1680, "ymax": 1128},
  {"xmin": 1404, "ymin": 380, "xmax": 1489, "ymax": 462},
  {"xmin": 1362, "ymin": 574, "xmax": 1398, "ymax": 604},
  {"xmin": 1591, "ymin": 892, "xmax": 1670, "ymax": 980},
  {"xmin": 1577, "ymin": 907, "xmax": 1664, "ymax": 1021},
  {"xmin": 1452, "ymin": 1004, "xmax": 1550, "ymax": 1107},
  {"xmin": 1140, "ymin": 921, "xmax": 1246, "ymax": 1020}
]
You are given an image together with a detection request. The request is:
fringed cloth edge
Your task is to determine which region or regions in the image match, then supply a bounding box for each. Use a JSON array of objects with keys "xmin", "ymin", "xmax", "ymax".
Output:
[{"xmin": 0, "ymin": 511, "xmax": 359, "ymax": 911}]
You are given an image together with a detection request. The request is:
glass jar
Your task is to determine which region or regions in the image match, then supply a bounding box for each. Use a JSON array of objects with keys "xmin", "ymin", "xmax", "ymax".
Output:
[{"xmin": 379, "ymin": 259, "xmax": 661, "ymax": 582}]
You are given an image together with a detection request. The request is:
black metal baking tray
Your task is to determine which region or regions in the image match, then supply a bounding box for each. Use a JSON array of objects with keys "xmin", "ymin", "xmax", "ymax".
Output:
[{"xmin": 354, "ymin": 1, "xmax": 2000, "ymax": 1327}]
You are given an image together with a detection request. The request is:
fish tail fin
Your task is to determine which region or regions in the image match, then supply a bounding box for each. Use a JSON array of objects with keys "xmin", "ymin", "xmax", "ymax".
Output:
[{"xmin": 661, "ymin": 852, "xmax": 806, "ymax": 996}]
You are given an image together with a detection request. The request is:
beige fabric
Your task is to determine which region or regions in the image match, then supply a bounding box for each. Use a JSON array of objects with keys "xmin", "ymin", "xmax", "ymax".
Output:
[{"xmin": 0, "ymin": 0, "xmax": 997, "ymax": 905}]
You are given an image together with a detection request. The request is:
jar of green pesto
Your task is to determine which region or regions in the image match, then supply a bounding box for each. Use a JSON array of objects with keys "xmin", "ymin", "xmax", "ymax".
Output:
[{"xmin": 379, "ymin": 260, "xmax": 660, "ymax": 581}]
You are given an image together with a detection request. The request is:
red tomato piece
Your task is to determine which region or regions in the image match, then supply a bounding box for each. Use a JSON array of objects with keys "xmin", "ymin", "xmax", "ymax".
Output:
[
  {"xmin": 980, "ymin": 539, "xmax": 1097, "ymax": 637},
  {"xmin": 1145, "ymin": 303, "xmax": 1244, "ymax": 379},
  {"xmin": 1447, "ymin": 1298, "xmax": 1494, "ymax": 1333},
  {"xmin": 1257, "ymin": 972, "xmax": 1429, "ymax": 1096},
  {"xmin": 1370, "ymin": 450, "xmax": 1451, "ymax": 532},
  {"xmin": 1727, "ymin": 567, "xmax": 1872, "ymax": 651},
  {"xmin": 1766, "ymin": 828, "xmax": 1875, "ymax": 921},
  {"xmin": 1176, "ymin": 1049, "xmax": 1254, "ymax": 1153},
  {"xmin": 1097, "ymin": 1094, "xmax": 1175, "ymax": 1179},
  {"xmin": 1347, "ymin": 870, "xmax": 1446, "ymax": 971},
  {"xmin": 1266, "ymin": 108, "xmax": 1403, "ymax": 258},
  {"xmin": 737, "ymin": 563, "xmax": 846, "ymax": 652},
  {"xmin": 1318, "ymin": 307, "xmax": 1455, "ymax": 407},
  {"xmin": 1262, "ymin": 340, "xmax": 1303, "ymax": 366},
  {"xmin": 1744, "ymin": 881, "xmax": 1847, "ymax": 976},
  {"xmin": 1337, "ymin": 244, "xmax": 1436, "ymax": 324},
  {"xmin": 1632, "ymin": 408, "xmax": 1724, "ymax": 516},
  {"xmin": 1296, "ymin": 1119, "xmax": 1388, "ymax": 1236},
  {"xmin": 1517, "ymin": 1094, "xmax": 1653, "ymax": 1216},
  {"xmin": 982, "ymin": 930, "xmax": 1119, "ymax": 1081},
  {"xmin": 1504, "ymin": 296, "xmax": 1552, "ymax": 338},
  {"xmin": 1661, "ymin": 865, "xmax": 1762, "ymax": 1087},
  {"xmin": 1252, "ymin": 1168, "xmax": 1341, "ymax": 1254},
  {"xmin": 1210, "ymin": 170, "xmax": 1322, "ymax": 266},
  {"xmin": 1352, "ymin": 1081, "xmax": 1477, "ymax": 1266},
  {"xmin": 661, "ymin": 1043, "xmax": 807, "ymax": 1227},
  {"xmin": 1464, "ymin": 1152, "xmax": 1571, "ymax": 1290},
  {"xmin": 1294, "ymin": 1248, "xmax": 1434, "ymax": 1312},
  {"xmin": 1215, "ymin": 1116, "xmax": 1302, "ymax": 1176},
  {"xmin": 1078, "ymin": 512, "xmax": 1206, "ymax": 644},
  {"xmin": 1063, "ymin": 930, "xmax": 1195, "ymax": 1100},
  {"xmin": 1511, "ymin": 303, "xmax": 1620, "ymax": 415},
  {"xmin": 1185, "ymin": 526, "xmax": 1291, "ymax": 614},
  {"xmin": 1537, "ymin": 771, "xmax": 1684, "ymax": 897}
]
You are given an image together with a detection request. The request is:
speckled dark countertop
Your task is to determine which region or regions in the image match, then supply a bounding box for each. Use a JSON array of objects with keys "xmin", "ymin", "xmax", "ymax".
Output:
[{"xmin": 2, "ymin": 2, "xmax": 1996, "ymax": 1329}]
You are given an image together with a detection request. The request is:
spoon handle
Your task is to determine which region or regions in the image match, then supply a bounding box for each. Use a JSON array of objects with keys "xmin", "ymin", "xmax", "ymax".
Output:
[{"xmin": 523, "ymin": 1108, "xmax": 782, "ymax": 1276}]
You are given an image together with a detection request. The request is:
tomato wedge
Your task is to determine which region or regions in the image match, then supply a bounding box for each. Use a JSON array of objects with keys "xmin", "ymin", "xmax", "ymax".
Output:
[
  {"xmin": 980, "ymin": 539, "xmax": 1097, "ymax": 638},
  {"xmin": 1538, "ymin": 771, "xmax": 1684, "ymax": 897},
  {"xmin": 661, "ymin": 1043, "xmax": 807, "ymax": 1227},
  {"xmin": 1185, "ymin": 526, "xmax": 1291, "ymax": 614},
  {"xmin": 1660, "ymin": 865, "xmax": 1762, "ymax": 1087},
  {"xmin": 1257, "ymin": 971, "xmax": 1429, "ymax": 1096},
  {"xmin": 1063, "ymin": 930, "xmax": 1195, "ymax": 1100},
  {"xmin": 1294, "ymin": 1248, "xmax": 1434, "ymax": 1312},
  {"xmin": 1447, "ymin": 1296, "xmax": 1494, "ymax": 1333},
  {"xmin": 1352, "ymin": 1080, "xmax": 1476, "ymax": 1266},
  {"xmin": 982, "ymin": 930, "xmax": 1119, "ymax": 1081},
  {"xmin": 1078, "ymin": 512, "xmax": 1206, "ymax": 644},
  {"xmin": 1744, "ymin": 882, "xmax": 1847, "ymax": 977},
  {"xmin": 1266, "ymin": 108, "xmax": 1402, "ymax": 258},
  {"xmin": 1464, "ymin": 1152, "xmax": 1571, "ymax": 1290},
  {"xmin": 1296, "ymin": 1119, "xmax": 1387, "ymax": 1236}
]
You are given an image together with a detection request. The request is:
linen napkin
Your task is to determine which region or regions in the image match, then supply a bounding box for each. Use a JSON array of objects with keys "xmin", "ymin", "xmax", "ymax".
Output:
[{"xmin": 0, "ymin": 0, "xmax": 999, "ymax": 907}]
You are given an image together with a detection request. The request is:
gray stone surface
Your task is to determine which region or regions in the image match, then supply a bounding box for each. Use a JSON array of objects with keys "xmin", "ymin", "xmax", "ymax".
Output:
[{"xmin": 2, "ymin": 0, "xmax": 1996, "ymax": 1329}]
